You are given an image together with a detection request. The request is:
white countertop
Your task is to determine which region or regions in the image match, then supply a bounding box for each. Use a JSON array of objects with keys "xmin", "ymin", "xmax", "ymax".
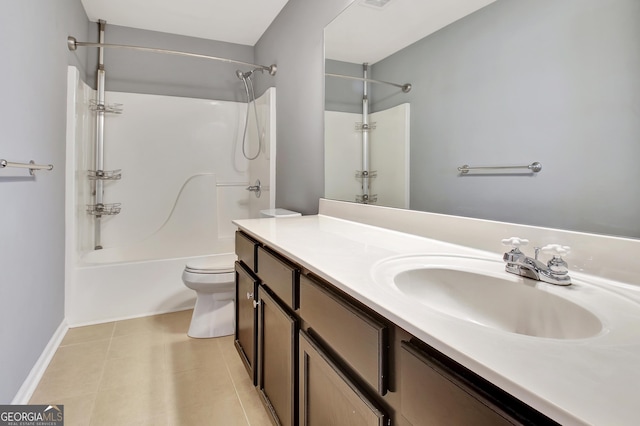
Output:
[{"xmin": 234, "ymin": 213, "xmax": 640, "ymax": 426}]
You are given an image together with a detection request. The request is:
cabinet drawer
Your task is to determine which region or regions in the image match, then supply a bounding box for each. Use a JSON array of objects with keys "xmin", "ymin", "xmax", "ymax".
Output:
[
  {"xmin": 256, "ymin": 246, "xmax": 299, "ymax": 310},
  {"xmin": 236, "ymin": 231, "xmax": 259, "ymax": 272},
  {"xmin": 299, "ymin": 275, "xmax": 388, "ymax": 395}
]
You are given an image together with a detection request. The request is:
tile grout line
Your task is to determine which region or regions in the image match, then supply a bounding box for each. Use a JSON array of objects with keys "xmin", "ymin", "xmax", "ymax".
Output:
[
  {"xmin": 219, "ymin": 339, "xmax": 252, "ymax": 426},
  {"xmin": 163, "ymin": 315, "xmax": 181, "ymax": 425},
  {"xmin": 86, "ymin": 322, "xmax": 117, "ymax": 426},
  {"xmin": 161, "ymin": 318, "xmax": 171, "ymax": 425}
]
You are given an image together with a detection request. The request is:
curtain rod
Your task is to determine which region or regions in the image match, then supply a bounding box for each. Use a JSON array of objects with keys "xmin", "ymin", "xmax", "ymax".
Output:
[
  {"xmin": 325, "ymin": 72, "xmax": 411, "ymax": 93},
  {"xmin": 67, "ymin": 36, "xmax": 277, "ymax": 76}
]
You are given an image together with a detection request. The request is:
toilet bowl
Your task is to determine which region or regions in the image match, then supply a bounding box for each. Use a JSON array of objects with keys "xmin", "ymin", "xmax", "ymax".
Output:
[{"xmin": 181, "ymin": 253, "xmax": 237, "ymax": 338}]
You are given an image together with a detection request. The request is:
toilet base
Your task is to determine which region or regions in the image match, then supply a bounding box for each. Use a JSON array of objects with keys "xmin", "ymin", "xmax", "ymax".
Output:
[{"xmin": 188, "ymin": 292, "xmax": 235, "ymax": 338}]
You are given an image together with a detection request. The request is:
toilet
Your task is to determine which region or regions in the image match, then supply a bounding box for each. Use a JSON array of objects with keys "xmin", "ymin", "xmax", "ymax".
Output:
[
  {"xmin": 181, "ymin": 209, "xmax": 300, "ymax": 338},
  {"xmin": 181, "ymin": 253, "xmax": 237, "ymax": 338}
]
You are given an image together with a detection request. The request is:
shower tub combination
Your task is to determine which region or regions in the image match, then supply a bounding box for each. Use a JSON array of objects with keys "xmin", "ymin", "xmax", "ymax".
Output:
[{"xmin": 64, "ymin": 66, "xmax": 275, "ymax": 326}]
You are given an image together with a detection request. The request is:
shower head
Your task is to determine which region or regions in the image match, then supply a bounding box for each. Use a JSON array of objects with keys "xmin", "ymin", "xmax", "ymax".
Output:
[
  {"xmin": 236, "ymin": 69, "xmax": 253, "ymax": 80},
  {"xmin": 236, "ymin": 67, "xmax": 266, "ymax": 80}
]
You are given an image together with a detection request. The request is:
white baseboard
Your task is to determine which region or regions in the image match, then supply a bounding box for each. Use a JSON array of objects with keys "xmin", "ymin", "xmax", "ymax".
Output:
[{"xmin": 11, "ymin": 320, "xmax": 69, "ymax": 404}]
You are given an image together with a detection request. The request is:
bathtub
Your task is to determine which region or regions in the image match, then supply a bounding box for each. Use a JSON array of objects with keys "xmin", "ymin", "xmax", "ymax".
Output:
[
  {"xmin": 67, "ymin": 237, "xmax": 235, "ymax": 327},
  {"xmin": 65, "ymin": 172, "xmax": 240, "ymax": 326}
]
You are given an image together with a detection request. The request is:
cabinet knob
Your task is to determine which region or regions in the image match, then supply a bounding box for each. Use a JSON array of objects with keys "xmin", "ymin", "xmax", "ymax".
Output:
[
  {"xmin": 253, "ymin": 300, "xmax": 259, "ymax": 309},
  {"xmin": 246, "ymin": 292, "xmax": 254, "ymax": 300}
]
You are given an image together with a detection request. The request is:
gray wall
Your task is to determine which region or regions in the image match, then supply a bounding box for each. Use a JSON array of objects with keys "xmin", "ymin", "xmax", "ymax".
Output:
[
  {"xmin": 99, "ymin": 25, "xmax": 255, "ymax": 101},
  {"xmin": 367, "ymin": 0, "xmax": 640, "ymax": 237},
  {"xmin": 325, "ymin": 59, "xmax": 363, "ymax": 113},
  {"xmin": 255, "ymin": 0, "xmax": 354, "ymax": 215},
  {"xmin": 0, "ymin": 0, "xmax": 91, "ymax": 403}
]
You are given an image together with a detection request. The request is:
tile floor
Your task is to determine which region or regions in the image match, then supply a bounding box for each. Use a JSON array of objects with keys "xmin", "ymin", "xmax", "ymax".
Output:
[{"xmin": 29, "ymin": 309, "xmax": 272, "ymax": 426}]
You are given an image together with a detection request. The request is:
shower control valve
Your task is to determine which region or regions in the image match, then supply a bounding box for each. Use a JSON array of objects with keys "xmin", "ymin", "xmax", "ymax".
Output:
[{"xmin": 246, "ymin": 179, "xmax": 261, "ymax": 198}]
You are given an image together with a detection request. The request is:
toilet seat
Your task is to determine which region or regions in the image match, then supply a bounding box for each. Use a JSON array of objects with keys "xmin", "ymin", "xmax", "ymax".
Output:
[{"xmin": 184, "ymin": 253, "xmax": 236, "ymax": 274}]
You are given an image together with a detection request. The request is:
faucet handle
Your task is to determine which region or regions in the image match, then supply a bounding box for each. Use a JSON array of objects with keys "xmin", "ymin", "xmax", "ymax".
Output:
[
  {"xmin": 541, "ymin": 244, "xmax": 571, "ymax": 276},
  {"xmin": 502, "ymin": 237, "xmax": 529, "ymax": 264},
  {"xmin": 541, "ymin": 244, "xmax": 570, "ymax": 257},
  {"xmin": 501, "ymin": 237, "xmax": 529, "ymax": 250}
]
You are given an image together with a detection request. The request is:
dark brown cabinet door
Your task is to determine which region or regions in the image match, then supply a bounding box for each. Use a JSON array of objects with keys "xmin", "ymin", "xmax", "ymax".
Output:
[
  {"xmin": 258, "ymin": 286, "xmax": 298, "ymax": 426},
  {"xmin": 299, "ymin": 330, "xmax": 387, "ymax": 426},
  {"xmin": 234, "ymin": 261, "xmax": 258, "ymax": 384}
]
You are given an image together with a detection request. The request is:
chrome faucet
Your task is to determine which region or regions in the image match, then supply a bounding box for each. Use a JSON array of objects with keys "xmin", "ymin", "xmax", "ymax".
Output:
[{"xmin": 501, "ymin": 237, "xmax": 572, "ymax": 286}]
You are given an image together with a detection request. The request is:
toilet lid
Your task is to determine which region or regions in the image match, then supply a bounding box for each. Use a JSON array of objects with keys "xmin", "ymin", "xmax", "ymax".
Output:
[{"xmin": 185, "ymin": 253, "xmax": 236, "ymax": 273}]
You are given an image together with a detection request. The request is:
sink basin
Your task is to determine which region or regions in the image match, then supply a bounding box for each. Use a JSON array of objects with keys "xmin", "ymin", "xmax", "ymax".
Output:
[{"xmin": 371, "ymin": 255, "xmax": 603, "ymax": 339}]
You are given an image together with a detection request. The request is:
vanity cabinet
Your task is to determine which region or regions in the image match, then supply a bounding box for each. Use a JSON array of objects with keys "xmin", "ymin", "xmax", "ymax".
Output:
[{"xmin": 234, "ymin": 230, "xmax": 557, "ymax": 426}]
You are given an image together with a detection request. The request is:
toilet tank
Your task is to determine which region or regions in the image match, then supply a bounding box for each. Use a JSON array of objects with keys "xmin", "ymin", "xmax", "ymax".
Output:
[{"xmin": 260, "ymin": 208, "xmax": 301, "ymax": 218}]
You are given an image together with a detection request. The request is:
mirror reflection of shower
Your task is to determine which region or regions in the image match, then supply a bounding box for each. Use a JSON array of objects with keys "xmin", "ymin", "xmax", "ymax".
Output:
[
  {"xmin": 324, "ymin": 62, "xmax": 411, "ymax": 209},
  {"xmin": 236, "ymin": 68, "xmax": 264, "ymax": 160}
]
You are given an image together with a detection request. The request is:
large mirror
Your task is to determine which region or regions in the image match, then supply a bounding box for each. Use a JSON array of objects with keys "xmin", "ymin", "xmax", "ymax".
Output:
[{"xmin": 324, "ymin": 0, "xmax": 640, "ymax": 239}]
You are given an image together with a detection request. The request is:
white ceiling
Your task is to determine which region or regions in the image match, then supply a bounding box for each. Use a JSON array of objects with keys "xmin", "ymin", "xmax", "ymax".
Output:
[
  {"xmin": 80, "ymin": 0, "xmax": 290, "ymax": 46},
  {"xmin": 80, "ymin": 0, "xmax": 496, "ymax": 61},
  {"xmin": 325, "ymin": 0, "xmax": 496, "ymax": 64}
]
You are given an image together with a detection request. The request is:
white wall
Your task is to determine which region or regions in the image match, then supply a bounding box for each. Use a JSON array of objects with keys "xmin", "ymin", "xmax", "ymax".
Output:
[
  {"xmin": 324, "ymin": 110, "xmax": 361, "ymax": 202},
  {"xmin": 71, "ymin": 86, "xmax": 276, "ymax": 258},
  {"xmin": 0, "ymin": 0, "xmax": 91, "ymax": 403},
  {"xmin": 246, "ymin": 88, "xmax": 277, "ymax": 218},
  {"xmin": 97, "ymin": 91, "xmax": 249, "ymax": 250}
]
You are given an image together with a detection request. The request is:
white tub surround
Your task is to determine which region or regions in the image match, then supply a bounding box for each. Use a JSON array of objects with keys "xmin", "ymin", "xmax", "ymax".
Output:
[
  {"xmin": 325, "ymin": 104, "xmax": 410, "ymax": 208},
  {"xmin": 233, "ymin": 199, "xmax": 640, "ymax": 426},
  {"xmin": 64, "ymin": 67, "xmax": 275, "ymax": 326}
]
